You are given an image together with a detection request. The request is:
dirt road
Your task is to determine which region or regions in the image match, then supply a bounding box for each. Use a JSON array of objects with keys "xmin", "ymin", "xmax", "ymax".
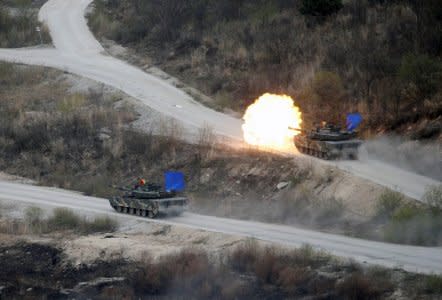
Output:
[{"xmin": 1, "ymin": 180, "xmax": 441, "ymax": 274}]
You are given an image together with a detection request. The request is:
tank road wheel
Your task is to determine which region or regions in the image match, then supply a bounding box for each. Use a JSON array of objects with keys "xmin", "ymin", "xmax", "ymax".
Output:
[
  {"xmin": 131, "ymin": 208, "xmax": 137, "ymax": 215},
  {"xmin": 152, "ymin": 203, "xmax": 159, "ymax": 218},
  {"xmin": 147, "ymin": 203, "xmax": 159, "ymax": 219},
  {"xmin": 118, "ymin": 206, "xmax": 124, "ymax": 213},
  {"xmin": 146, "ymin": 204, "xmax": 154, "ymax": 218},
  {"xmin": 141, "ymin": 209, "xmax": 147, "ymax": 217},
  {"xmin": 125, "ymin": 207, "xmax": 130, "ymax": 214}
]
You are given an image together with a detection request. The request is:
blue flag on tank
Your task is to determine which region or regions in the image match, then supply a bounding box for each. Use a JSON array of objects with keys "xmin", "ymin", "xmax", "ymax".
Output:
[
  {"xmin": 346, "ymin": 113, "xmax": 363, "ymax": 131},
  {"xmin": 164, "ymin": 171, "xmax": 185, "ymax": 192}
]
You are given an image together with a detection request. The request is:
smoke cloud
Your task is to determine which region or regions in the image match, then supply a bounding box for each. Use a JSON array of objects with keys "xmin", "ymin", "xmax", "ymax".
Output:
[{"xmin": 358, "ymin": 135, "xmax": 442, "ymax": 181}]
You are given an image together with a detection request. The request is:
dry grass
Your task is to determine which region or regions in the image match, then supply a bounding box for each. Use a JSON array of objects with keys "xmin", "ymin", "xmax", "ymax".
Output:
[
  {"xmin": 336, "ymin": 272, "xmax": 392, "ymax": 300},
  {"xmin": 0, "ymin": 232, "xmax": 437, "ymax": 299},
  {"xmin": 89, "ymin": 0, "xmax": 441, "ymax": 137},
  {"xmin": 0, "ymin": 206, "xmax": 117, "ymax": 235},
  {"xmin": 0, "ymin": 4, "xmax": 51, "ymax": 47}
]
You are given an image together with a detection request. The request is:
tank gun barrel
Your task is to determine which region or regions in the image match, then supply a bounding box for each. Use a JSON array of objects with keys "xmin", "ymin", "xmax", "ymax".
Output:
[{"xmin": 288, "ymin": 126, "xmax": 305, "ymax": 133}]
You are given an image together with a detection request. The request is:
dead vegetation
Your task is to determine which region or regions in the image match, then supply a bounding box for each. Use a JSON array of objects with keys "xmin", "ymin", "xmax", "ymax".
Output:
[
  {"xmin": 0, "ymin": 206, "xmax": 117, "ymax": 235},
  {"xmin": 0, "ymin": 235, "xmax": 439, "ymax": 299},
  {"xmin": 89, "ymin": 0, "xmax": 441, "ymax": 139}
]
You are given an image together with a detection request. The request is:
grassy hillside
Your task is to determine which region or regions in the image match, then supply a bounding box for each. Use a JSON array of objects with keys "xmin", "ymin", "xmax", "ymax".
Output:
[{"xmin": 89, "ymin": 0, "xmax": 441, "ymax": 138}]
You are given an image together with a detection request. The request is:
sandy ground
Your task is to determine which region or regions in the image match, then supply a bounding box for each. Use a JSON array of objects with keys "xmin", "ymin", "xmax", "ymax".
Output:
[
  {"xmin": 0, "ymin": 198, "xmax": 244, "ymax": 266},
  {"xmin": 62, "ymin": 223, "xmax": 243, "ymax": 265}
]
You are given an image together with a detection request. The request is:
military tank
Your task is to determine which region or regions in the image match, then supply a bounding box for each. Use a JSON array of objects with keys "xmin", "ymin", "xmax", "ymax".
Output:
[
  {"xmin": 294, "ymin": 123, "xmax": 362, "ymax": 160},
  {"xmin": 109, "ymin": 172, "xmax": 188, "ymax": 218}
]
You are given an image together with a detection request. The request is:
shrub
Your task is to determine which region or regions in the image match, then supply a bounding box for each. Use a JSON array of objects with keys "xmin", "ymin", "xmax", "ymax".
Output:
[
  {"xmin": 131, "ymin": 248, "xmax": 213, "ymax": 296},
  {"xmin": 391, "ymin": 204, "xmax": 419, "ymax": 222},
  {"xmin": 423, "ymin": 275, "xmax": 442, "ymax": 294},
  {"xmin": 277, "ymin": 266, "xmax": 311, "ymax": 294},
  {"xmin": 45, "ymin": 208, "xmax": 119, "ymax": 234},
  {"xmin": 228, "ymin": 239, "xmax": 259, "ymax": 272},
  {"xmin": 288, "ymin": 244, "xmax": 330, "ymax": 268},
  {"xmin": 375, "ymin": 189, "xmax": 403, "ymax": 219},
  {"xmin": 336, "ymin": 272, "xmax": 390, "ymax": 299},
  {"xmin": 47, "ymin": 208, "xmax": 81, "ymax": 230},
  {"xmin": 383, "ymin": 205, "xmax": 442, "ymax": 246},
  {"xmin": 423, "ymin": 184, "xmax": 442, "ymax": 210},
  {"xmin": 81, "ymin": 216, "xmax": 118, "ymax": 234},
  {"xmin": 0, "ymin": 5, "xmax": 51, "ymax": 47},
  {"xmin": 254, "ymin": 247, "xmax": 281, "ymax": 284},
  {"xmin": 300, "ymin": 0, "xmax": 343, "ymax": 16},
  {"xmin": 24, "ymin": 206, "xmax": 44, "ymax": 232}
]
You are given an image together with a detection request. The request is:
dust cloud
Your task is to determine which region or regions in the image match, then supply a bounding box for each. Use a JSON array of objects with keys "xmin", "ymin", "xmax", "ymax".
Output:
[{"xmin": 358, "ymin": 135, "xmax": 442, "ymax": 181}]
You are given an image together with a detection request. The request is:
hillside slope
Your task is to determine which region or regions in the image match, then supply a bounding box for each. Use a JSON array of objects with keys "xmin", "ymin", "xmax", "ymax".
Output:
[{"xmin": 89, "ymin": 0, "xmax": 442, "ymax": 139}]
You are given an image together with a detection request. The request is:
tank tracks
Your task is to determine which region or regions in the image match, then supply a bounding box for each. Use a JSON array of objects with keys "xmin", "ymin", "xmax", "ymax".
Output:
[
  {"xmin": 111, "ymin": 203, "xmax": 160, "ymax": 218},
  {"xmin": 296, "ymin": 146, "xmax": 331, "ymax": 160}
]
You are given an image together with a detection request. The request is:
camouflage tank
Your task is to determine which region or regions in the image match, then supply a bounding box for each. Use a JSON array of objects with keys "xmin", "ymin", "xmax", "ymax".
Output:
[
  {"xmin": 109, "ymin": 173, "xmax": 188, "ymax": 218},
  {"xmin": 294, "ymin": 123, "xmax": 362, "ymax": 160}
]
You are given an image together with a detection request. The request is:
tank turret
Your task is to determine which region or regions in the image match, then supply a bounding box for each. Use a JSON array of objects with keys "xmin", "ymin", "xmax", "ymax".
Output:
[
  {"xmin": 108, "ymin": 172, "xmax": 188, "ymax": 218},
  {"xmin": 294, "ymin": 115, "xmax": 363, "ymax": 160}
]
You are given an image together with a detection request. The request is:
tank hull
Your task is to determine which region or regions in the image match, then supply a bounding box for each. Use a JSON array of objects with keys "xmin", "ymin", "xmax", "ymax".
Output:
[
  {"xmin": 294, "ymin": 135, "xmax": 362, "ymax": 160},
  {"xmin": 109, "ymin": 196, "xmax": 188, "ymax": 218}
]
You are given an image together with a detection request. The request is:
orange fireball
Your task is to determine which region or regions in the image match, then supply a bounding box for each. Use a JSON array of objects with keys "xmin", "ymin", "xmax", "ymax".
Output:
[{"xmin": 242, "ymin": 93, "xmax": 302, "ymax": 149}]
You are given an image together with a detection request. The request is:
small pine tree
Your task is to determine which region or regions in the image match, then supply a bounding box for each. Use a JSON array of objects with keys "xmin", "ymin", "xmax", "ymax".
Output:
[{"xmin": 300, "ymin": 0, "xmax": 343, "ymax": 16}]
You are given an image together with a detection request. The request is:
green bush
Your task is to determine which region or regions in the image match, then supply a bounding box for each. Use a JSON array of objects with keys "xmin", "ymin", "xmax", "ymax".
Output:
[
  {"xmin": 375, "ymin": 190, "xmax": 403, "ymax": 219},
  {"xmin": 391, "ymin": 204, "xmax": 418, "ymax": 222},
  {"xmin": 300, "ymin": 0, "xmax": 343, "ymax": 16},
  {"xmin": 383, "ymin": 205, "xmax": 442, "ymax": 246},
  {"xmin": 423, "ymin": 275, "xmax": 442, "ymax": 294}
]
